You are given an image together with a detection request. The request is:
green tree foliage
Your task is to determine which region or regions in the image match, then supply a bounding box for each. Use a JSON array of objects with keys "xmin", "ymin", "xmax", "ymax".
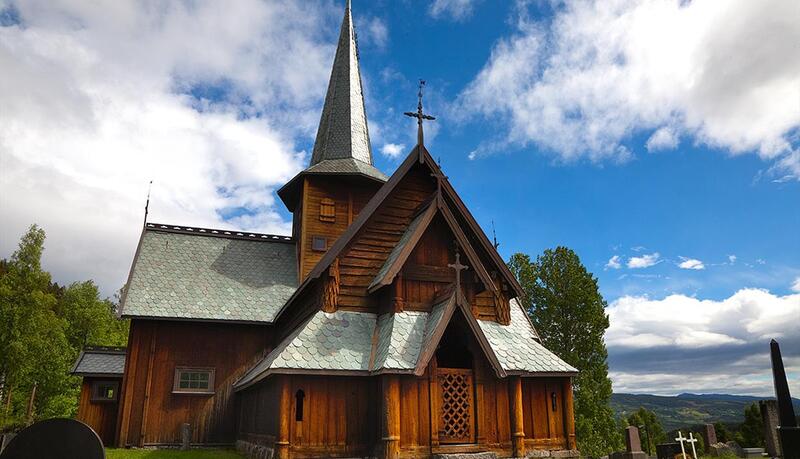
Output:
[
  {"xmin": 0, "ymin": 225, "xmax": 128, "ymax": 429},
  {"xmin": 626, "ymin": 407, "xmax": 667, "ymax": 454},
  {"xmin": 508, "ymin": 248, "xmax": 622, "ymax": 457},
  {"xmin": 735, "ymin": 403, "xmax": 764, "ymax": 448},
  {"xmin": 715, "ymin": 422, "xmax": 732, "ymax": 443}
]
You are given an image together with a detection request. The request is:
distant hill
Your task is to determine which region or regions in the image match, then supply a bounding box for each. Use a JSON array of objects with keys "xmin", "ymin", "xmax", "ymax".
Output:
[{"xmin": 611, "ymin": 393, "xmax": 800, "ymax": 431}]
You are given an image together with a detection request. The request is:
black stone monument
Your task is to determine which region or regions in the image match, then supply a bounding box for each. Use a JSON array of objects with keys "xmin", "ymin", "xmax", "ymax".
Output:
[
  {"xmin": 0, "ymin": 418, "xmax": 104, "ymax": 459},
  {"xmin": 771, "ymin": 339, "xmax": 800, "ymax": 459}
]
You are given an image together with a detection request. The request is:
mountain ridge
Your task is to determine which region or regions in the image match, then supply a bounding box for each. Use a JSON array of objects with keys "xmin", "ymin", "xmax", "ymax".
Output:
[{"xmin": 611, "ymin": 393, "xmax": 800, "ymax": 431}]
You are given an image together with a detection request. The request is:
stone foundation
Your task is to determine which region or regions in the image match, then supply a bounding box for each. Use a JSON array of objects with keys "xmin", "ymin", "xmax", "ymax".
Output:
[
  {"xmin": 526, "ymin": 449, "xmax": 581, "ymax": 458},
  {"xmin": 236, "ymin": 439, "xmax": 275, "ymax": 459}
]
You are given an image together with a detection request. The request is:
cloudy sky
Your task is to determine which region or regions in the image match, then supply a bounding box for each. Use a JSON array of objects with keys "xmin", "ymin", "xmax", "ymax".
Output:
[{"xmin": 1, "ymin": 0, "xmax": 798, "ymax": 396}]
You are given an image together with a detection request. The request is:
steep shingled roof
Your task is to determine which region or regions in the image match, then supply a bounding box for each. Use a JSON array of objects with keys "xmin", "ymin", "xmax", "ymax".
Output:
[
  {"xmin": 119, "ymin": 224, "xmax": 297, "ymax": 323},
  {"xmin": 71, "ymin": 347, "xmax": 126, "ymax": 377}
]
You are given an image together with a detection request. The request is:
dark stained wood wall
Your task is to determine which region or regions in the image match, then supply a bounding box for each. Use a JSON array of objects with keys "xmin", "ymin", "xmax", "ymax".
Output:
[
  {"xmin": 298, "ymin": 176, "xmax": 379, "ymax": 280},
  {"xmin": 76, "ymin": 377, "xmax": 120, "ymax": 446},
  {"xmin": 237, "ymin": 375, "xmax": 377, "ymax": 458},
  {"xmin": 116, "ymin": 319, "xmax": 270, "ymax": 446}
]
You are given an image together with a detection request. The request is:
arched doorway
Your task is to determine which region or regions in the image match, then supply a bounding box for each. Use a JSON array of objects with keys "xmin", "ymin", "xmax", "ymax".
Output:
[{"xmin": 435, "ymin": 313, "xmax": 476, "ymax": 444}]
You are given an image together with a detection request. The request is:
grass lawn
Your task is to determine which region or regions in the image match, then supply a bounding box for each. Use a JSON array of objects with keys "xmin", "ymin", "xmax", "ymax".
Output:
[{"xmin": 106, "ymin": 449, "xmax": 244, "ymax": 459}]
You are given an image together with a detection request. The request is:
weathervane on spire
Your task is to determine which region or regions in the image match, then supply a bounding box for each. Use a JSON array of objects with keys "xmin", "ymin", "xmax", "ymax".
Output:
[{"xmin": 404, "ymin": 79, "xmax": 436, "ymax": 147}]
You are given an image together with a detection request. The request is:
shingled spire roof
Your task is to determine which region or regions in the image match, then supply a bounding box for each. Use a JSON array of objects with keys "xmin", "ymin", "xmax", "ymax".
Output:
[{"xmin": 278, "ymin": 0, "xmax": 386, "ymax": 211}]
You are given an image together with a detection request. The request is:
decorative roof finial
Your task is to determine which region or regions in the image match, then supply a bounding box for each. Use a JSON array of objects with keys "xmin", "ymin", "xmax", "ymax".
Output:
[
  {"xmin": 404, "ymin": 79, "xmax": 436, "ymax": 147},
  {"xmin": 143, "ymin": 180, "xmax": 153, "ymax": 228}
]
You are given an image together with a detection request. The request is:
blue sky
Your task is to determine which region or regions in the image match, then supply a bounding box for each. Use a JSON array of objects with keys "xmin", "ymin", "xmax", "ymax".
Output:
[{"xmin": 1, "ymin": 0, "xmax": 798, "ymax": 395}]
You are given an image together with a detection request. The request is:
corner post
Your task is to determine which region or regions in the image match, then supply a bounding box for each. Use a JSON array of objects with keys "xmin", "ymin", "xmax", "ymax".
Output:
[
  {"xmin": 510, "ymin": 376, "xmax": 526, "ymax": 458},
  {"xmin": 381, "ymin": 374, "xmax": 401, "ymax": 459},
  {"xmin": 565, "ymin": 377, "xmax": 577, "ymax": 450},
  {"xmin": 276, "ymin": 375, "xmax": 292, "ymax": 459}
]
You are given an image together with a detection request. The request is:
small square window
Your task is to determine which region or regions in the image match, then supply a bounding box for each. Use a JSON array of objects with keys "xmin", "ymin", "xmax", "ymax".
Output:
[
  {"xmin": 319, "ymin": 198, "xmax": 335, "ymax": 223},
  {"xmin": 311, "ymin": 236, "xmax": 327, "ymax": 252},
  {"xmin": 173, "ymin": 368, "xmax": 215, "ymax": 394},
  {"xmin": 90, "ymin": 380, "xmax": 119, "ymax": 402}
]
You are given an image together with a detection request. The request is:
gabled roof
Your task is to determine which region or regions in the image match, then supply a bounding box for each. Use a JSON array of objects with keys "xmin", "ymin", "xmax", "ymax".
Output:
[
  {"xmin": 235, "ymin": 290, "xmax": 576, "ymax": 390},
  {"xmin": 119, "ymin": 223, "xmax": 297, "ymax": 324},
  {"xmin": 70, "ymin": 346, "xmax": 126, "ymax": 377},
  {"xmin": 274, "ymin": 144, "xmax": 521, "ymax": 324}
]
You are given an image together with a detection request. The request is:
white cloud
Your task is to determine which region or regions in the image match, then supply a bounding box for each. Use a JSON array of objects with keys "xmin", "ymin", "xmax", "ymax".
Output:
[
  {"xmin": 607, "ymin": 289, "xmax": 800, "ymax": 350},
  {"xmin": 792, "ymin": 277, "xmax": 800, "ymax": 293},
  {"xmin": 728, "ymin": 254, "xmax": 737, "ymax": 264},
  {"xmin": 605, "ymin": 255, "xmax": 622, "ymax": 270},
  {"xmin": 627, "ymin": 252, "xmax": 660, "ymax": 269},
  {"xmin": 0, "ymin": 0, "xmax": 339, "ymax": 296},
  {"xmin": 429, "ymin": 0, "xmax": 477, "ymax": 21},
  {"xmin": 606, "ymin": 289, "xmax": 800, "ymax": 395},
  {"xmin": 357, "ymin": 16, "xmax": 389, "ymax": 50},
  {"xmin": 460, "ymin": 0, "xmax": 800, "ymax": 178},
  {"xmin": 646, "ymin": 127, "xmax": 679, "ymax": 152},
  {"xmin": 678, "ymin": 257, "xmax": 705, "ymax": 270},
  {"xmin": 380, "ymin": 143, "xmax": 406, "ymax": 159}
]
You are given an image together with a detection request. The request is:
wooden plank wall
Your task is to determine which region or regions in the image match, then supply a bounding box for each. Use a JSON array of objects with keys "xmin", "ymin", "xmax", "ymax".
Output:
[
  {"xmin": 76, "ymin": 377, "xmax": 120, "ymax": 446},
  {"xmin": 335, "ymin": 166, "xmax": 436, "ymax": 312},
  {"xmin": 117, "ymin": 320, "xmax": 270, "ymax": 446},
  {"xmin": 236, "ymin": 377, "xmax": 280, "ymax": 446},
  {"xmin": 522, "ymin": 378, "xmax": 569, "ymax": 449},
  {"xmin": 299, "ymin": 177, "xmax": 379, "ymax": 280}
]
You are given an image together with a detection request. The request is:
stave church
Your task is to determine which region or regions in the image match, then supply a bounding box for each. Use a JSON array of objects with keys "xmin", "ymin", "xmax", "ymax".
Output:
[{"xmin": 75, "ymin": 2, "xmax": 580, "ymax": 458}]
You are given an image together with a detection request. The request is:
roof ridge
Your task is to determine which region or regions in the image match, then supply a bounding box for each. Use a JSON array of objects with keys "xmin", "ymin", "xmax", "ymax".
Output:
[
  {"xmin": 146, "ymin": 222, "xmax": 293, "ymax": 244},
  {"xmin": 82, "ymin": 345, "xmax": 127, "ymax": 354}
]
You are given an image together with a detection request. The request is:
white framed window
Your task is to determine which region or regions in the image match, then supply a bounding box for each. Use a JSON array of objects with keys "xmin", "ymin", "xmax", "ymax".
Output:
[
  {"xmin": 173, "ymin": 367, "xmax": 215, "ymax": 394},
  {"xmin": 90, "ymin": 380, "xmax": 119, "ymax": 402}
]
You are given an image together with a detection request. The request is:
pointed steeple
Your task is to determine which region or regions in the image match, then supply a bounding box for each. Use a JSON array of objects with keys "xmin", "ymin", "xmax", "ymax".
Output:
[
  {"xmin": 278, "ymin": 1, "xmax": 386, "ymax": 212},
  {"xmin": 311, "ymin": 0, "xmax": 372, "ymax": 166}
]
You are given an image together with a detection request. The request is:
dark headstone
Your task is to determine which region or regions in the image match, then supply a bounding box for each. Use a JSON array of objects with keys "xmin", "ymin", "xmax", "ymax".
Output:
[
  {"xmin": 0, "ymin": 418, "xmax": 104, "ymax": 459},
  {"xmin": 760, "ymin": 400, "xmax": 781, "ymax": 457},
  {"xmin": 743, "ymin": 448, "xmax": 765, "ymax": 458},
  {"xmin": 0, "ymin": 434, "xmax": 15, "ymax": 454},
  {"xmin": 657, "ymin": 443, "xmax": 682, "ymax": 459},
  {"xmin": 702, "ymin": 424, "xmax": 717, "ymax": 449},
  {"xmin": 771, "ymin": 339, "xmax": 800, "ymax": 459}
]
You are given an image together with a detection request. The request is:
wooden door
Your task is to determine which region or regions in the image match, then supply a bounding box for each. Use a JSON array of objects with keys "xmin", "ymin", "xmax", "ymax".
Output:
[{"xmin": 437, "ymin": 368, "xmax": 475, "ymax": 444}]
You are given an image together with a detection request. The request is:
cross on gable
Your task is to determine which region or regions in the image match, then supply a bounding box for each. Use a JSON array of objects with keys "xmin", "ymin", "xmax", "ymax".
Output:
[
  {"xmin": 404, "ymin": 79, "xmax": 435, "ymax": 147},
  {"xmin": 447, "ymin": 245, "xmax": 468, "ymax": 290}
]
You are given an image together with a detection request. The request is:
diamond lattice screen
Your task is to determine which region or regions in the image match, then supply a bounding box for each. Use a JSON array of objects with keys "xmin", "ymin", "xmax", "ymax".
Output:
[{"xmin": 438, "ymin": 369, "xmax": 474, "ymax": 443}]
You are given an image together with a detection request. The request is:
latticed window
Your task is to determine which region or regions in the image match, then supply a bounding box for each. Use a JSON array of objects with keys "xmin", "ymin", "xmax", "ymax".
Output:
[
  {"xmin": 438, "ymin": 369, "xmax": 474, "ymax": 443},
  {"xmin": 173, "ymin": 367, "xmax": 215, "ymax": 394},
  {"xmin": 319, "ymin": 198, "xmax": 335, "ymax": 222}
]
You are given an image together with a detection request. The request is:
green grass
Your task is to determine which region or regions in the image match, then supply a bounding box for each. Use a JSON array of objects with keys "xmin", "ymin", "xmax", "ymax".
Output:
[{"xmin": 106, "ymin": 449, "xmax": 244, "ymax": 459}]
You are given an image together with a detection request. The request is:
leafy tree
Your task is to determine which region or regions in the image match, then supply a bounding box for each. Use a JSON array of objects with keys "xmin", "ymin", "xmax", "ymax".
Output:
[
  {"xmin": 0, "ymin": 225, "xmax": 128, "ymax": 428},
  {"xmin": 626, "ymin": 407, "xmax": 666, "ymax": 454},
  {"xmin": 509, "ymin": 248, "xmax": 622, "ymax": 457},
  {"xmin": 715, "ymin": 422, "xmax": 732, "ymax": 443},
  {"xmin": 736, "ymin": 403, "xmax": 764, "ymax": 447}
]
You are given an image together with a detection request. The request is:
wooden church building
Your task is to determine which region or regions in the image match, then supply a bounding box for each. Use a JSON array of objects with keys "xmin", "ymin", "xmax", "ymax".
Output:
[{"xmin": 113, "ymin": 2, "xmax": 579, "ymax": 458}]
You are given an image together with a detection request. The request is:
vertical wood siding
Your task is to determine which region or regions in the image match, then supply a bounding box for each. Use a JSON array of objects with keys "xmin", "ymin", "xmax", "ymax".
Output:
[
  {"xmin": 76, "ymin": 377, "xmax": 120, "ymax": 445},
  {"xmin": 117, "ymin": 320, "xmax": 270, "ymax": 446}
]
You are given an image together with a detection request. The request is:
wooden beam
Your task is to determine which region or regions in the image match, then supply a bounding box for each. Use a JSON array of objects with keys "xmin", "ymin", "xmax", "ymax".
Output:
[
  {"xmin": 510, "ymin": 376, "xmax": 526, "ymax": 458},
  {"xmin": 276, "ymin": 375, "xmax": 291, "ymax": 459},
  {"xmin": 381, "ymin": 375, "xmax": 400, "ymax": 459},
  {"xmin": 402, "ymin": 263, "xmax": 453, "ymax": 283},
  {"xmin": 564, "ymin": 377, "xmax": 576, "ymax": 450}
]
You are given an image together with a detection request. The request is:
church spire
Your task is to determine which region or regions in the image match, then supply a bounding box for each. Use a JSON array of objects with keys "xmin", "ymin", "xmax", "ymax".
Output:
[{"xmin": 310, "ymin": 0, "xmax": 373, "ymax": 166}]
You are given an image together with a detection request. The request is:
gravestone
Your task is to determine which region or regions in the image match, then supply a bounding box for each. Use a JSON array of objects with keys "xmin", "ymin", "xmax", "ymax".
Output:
[
  {"xmin": 0, "ymin": 434, "xmax": 15, "ymax": 454},
  {"xmin": 702, "ymin": 424, "xmax": 717, "ymax": 449},
  {"xmin": 743, "ymin": 448, "xmax": 765, "ymax": 458},
  {"xmin": 613, "ymin": 426, "xmax": 648, "ymax": 459},
  {"xmin": 0, "ymin": 418, "xmax": 104, "ymax": 459},
  {"xmin": 760, "ymin": 400, "xmax": 782, "ymax": 457},
  {"xmin": 656, "ymin": 443, "xmax": 682, "ymax": 459},
  {"xmin": 771, "ymin": 340, "xmax": 800, "ymax": 459}
]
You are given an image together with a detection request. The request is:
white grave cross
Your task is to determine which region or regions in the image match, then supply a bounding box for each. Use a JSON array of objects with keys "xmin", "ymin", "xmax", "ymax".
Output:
[
  {"xmin": 687, "ymin": 432, "xmax": 699, "ymax": 459},
  {"xmin": 675, "ymin": 431, "xmax": 688, "ymax": 459}
]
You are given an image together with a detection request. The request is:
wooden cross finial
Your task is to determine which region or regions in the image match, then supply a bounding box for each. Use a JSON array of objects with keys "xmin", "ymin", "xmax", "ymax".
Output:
[
  {"xmin": 404, "ymin": 79, "xmax": 435, "ymax": 147},
  {"xmin": 448, "ymin": 245, "xmax": 468, "ymax": 290}
]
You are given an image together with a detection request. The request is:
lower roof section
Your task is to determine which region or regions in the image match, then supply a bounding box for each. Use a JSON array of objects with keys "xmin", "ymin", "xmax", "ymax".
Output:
[
  {"xmin": 71, "ymin": 346, "xmax": 127, "ymax": 377},
  {"xmin": 120, "ymin": 223, "xmax": 298, "ymax": 324},
  {"xmin": 234, "ymin": 298, "xmax": 576, "ymax": 391}
]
